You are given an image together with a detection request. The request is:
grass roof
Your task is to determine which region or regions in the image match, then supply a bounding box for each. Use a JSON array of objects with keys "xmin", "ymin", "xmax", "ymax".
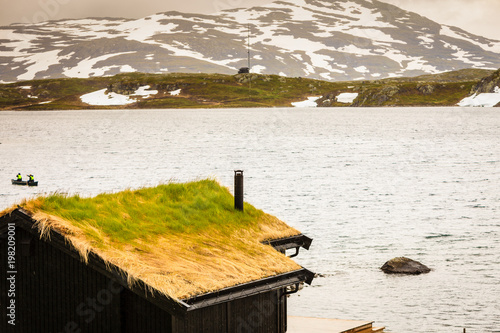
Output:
[{"xmin": 3, "ymin": 179, "xmax": 302, "ymax": 300}]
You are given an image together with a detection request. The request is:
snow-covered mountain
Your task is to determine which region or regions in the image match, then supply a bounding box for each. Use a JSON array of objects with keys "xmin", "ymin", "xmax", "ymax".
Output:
[{"xmin": 1, "ymin": 0, "xmax": 500, "ymax": 83}]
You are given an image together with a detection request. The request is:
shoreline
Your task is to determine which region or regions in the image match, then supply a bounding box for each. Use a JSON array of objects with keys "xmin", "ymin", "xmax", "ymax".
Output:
[{"xmin": 1, "ymin": 69, "xmax": 498, "ymax": 111}]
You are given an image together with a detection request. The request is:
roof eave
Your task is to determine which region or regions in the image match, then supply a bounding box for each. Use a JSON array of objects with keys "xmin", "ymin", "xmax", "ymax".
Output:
[
  {"xmin": 263, "ymin": 234, "xmax": 313, "ymax": 252},
  {"xmin": 183, "ymin": 268, "xmax": 315, "ymax": 311}
]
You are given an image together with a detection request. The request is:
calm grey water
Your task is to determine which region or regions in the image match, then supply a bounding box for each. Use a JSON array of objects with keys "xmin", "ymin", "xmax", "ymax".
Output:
[{"xmin": 1, "ymin": 108, "xmax": 499, "ymax": 332}]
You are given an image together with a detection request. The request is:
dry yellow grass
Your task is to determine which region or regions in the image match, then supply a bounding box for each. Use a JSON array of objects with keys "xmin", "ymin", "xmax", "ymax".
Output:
[
  {"xmin": 6, "ymin": 180, "xmax": 303, "ymax": 300},
  {"xmin": 0, "ymin": 205, "xmax": 16, "ymax": 216}
]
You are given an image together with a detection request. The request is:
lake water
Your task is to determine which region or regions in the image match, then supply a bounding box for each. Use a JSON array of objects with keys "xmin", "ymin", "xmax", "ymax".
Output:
[{"xmin": 1, "ymin": 108, "xmax": 499, "ymax": 332}]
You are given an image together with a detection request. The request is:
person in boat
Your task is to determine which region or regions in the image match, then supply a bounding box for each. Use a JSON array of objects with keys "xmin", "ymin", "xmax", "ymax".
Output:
[
  {"xmin": 16, "ymin": 173, "xmax": 22, "ymax": 181},
  {"xmin": 28, "ymin": 174, "xmax": 35, "ymax": 182}
]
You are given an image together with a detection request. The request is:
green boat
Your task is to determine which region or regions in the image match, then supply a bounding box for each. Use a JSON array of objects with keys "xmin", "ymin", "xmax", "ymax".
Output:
[{"xmin": 12, "ymin": 179, "xmax": 38, "ymax": 186}]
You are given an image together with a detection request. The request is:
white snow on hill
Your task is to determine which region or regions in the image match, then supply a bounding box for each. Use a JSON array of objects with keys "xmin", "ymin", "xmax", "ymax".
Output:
[
  {"xmin": 64, "ymin": 52, "xmax": 137, "ymax": 78},
  {"xmin": 292, "ymin": 96, "xmax": 321, "ymax": 107},
  {"xmin": 80, "ymin": 85, "xmax": 158, "ymax": 106},
  {"xmin": 1, "ymin": 0, "xmax": 499, "ymax": 82},
  {"xmin": 458, "ymin": 86, "xmax": 500, "ymax": 107},
  {"xmin": 336, "ymin": 93, "xmax": 359, "ymax": 103}
]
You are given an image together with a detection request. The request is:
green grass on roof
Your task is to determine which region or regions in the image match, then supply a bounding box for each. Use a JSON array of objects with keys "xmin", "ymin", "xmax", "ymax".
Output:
[
  {"xmin": 29, "ymin": 179, "xmax": 264, "ymax": 246},
  {"xmin": 16, "ymin": 179, "xmax": 302, "ymax": 299}
]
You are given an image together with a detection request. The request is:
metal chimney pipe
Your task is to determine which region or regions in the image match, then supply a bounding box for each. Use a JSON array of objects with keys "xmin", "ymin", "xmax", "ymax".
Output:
[{"xmin": 234, "ymin": 170, "xmax": 244, "ymax": 211}]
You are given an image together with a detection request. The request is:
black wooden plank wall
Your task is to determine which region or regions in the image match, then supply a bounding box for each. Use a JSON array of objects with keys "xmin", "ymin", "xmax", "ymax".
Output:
[
  {"xmin": 278, "ymin": 288, "xmax": 287, "ymax": 332},
  {"xmin": 228, "ymin": 290, "xmax": 280, "ymax": 333},
  {"xmin": 1, "ymin": 227, "xmax": 122, "ymax": 333},
  {"xmin": 173, "ymin": 302, "xmax": 227, "ymax": 333},
  {"xmin": 121, "ymin": 288, "xmax": 172, "ymax": 333},
  {"xmin": 173, "ymin": 290, "xmax": 283, "ymax": 333}
]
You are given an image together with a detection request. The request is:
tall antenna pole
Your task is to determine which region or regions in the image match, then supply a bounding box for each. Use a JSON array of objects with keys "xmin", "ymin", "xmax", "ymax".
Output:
[
  {"xmin": 247, "ymin": 23, "xmax": 251, "ymax": 95},
  {"xmin": 247, "ymin": 23, "xmax": 251, "ymax": 70}
]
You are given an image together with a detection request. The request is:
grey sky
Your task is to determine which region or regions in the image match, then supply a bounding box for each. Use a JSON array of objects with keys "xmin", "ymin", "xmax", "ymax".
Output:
[{"xmin": 2, "ymin": 0, "xmax": 499, "ymax": 39}]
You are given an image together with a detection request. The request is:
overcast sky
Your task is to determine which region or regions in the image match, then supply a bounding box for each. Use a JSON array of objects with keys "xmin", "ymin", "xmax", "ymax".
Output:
[{"xmin": 2, "ymin": 0, "xmax": 499, "ymax": 39}]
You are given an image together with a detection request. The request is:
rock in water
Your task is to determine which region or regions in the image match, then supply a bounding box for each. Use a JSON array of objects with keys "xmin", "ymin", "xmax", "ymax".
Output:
[{"xmin": 381, "ymin": 257, "xmax": 431, "ymax": 275}]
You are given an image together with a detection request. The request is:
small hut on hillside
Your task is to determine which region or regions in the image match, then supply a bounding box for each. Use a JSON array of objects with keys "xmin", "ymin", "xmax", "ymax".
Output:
[
  {"xmin": 0, "ymin": 180, "xmax": 314, "ymax": 333},
  {"xmin": 238, "ymin": 67, "xmax": 250, "ymax": 74}
]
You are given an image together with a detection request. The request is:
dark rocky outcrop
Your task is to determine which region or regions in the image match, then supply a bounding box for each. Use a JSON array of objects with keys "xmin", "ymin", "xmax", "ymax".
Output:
[
  {"xmin": 234, "ymin": 73, "xmax": 260, "ymax": 84},
  {"xmin": 381, "ymin": 257, "xmax": 431, "ymax": 275},
  {"xmin": 416, "ymin": 83, "xmax": 435, "ymax": 95},
  {"xmin": 471, "ymin": 68, "xmax": 500, "ymax": 94},
  {"xmin": 107, "ymin": 82, "xmax": 142, "ymax": 95},
  {"xmin": 351, "ymin": 85, "xmax": 400, "ymax": 106},
  {"xmin": 106, "ymin": 81, "xmax": 187, "ymax": 95}
]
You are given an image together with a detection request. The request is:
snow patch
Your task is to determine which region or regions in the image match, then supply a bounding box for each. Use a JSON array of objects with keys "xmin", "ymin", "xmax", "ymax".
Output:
[
  {"xmin": 292, "ymin": 96, "xmax": 321, "ymax": 107},
  {"xmin": 354, "ymin": 66, "xmax": 369, "ymax": 73},
  {"xmin": 440, "ymin": 25, "xmax": 500, "ymax": 53},
  {"xmin": 81, "ymin": 85, "xmax": 158, "ymax": 106},
  {"xmin": 442, "ymin": 42, "xmax": 486, "ymax": 67},
  {"xmin": 63, "ymin": 52, "xmax": 136, "ymax": 78},
  {"xmin": 134, "ymin": 85, "xmax": 158, "ymax": 98},
  {"xmin": 337, "ymin": 44, "xmax": 376, "ymax": 56},
  {"xmin": 320, "ymin": 72, "xmax": 334, "ymax": 80},
  {"xmin": 80, "ymin": 89, "xmax": 133, "ymax": 106},
  {"xmin": 121, "ymin": 18, "xmax": 178, "ymax": 43},
  {"xmin": 417, "ymin": 34, "xmax": 434, "ymax": 49},
  {"xmin": 120, "ymin": 65, "xmax": 136, "ymax": 73},
  {"xmin": 348, "ymin": 28, "xmax": 406, "ymax": 44},
  {"xmin": 458, "ymin": 87, "xmax": 500, "ymax": 107},
  {"xmin": 336, "ymin": 93, "xmax": 358, "ymax": 104},
  {"xmin": 17, "ymin": 49, "xmax": 70, "ymax": 81},
  {"xmin": 252, "ymin": 65, "xmax": 266, "ymax": 74}
]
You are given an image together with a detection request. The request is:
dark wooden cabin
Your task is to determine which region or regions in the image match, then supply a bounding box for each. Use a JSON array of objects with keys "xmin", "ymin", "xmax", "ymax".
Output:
[
  {"xmin": 238, "ymin": 67, "xmax": 250, "ymax": 74},
  {"xmin": 1, "ymin": 206, "xmax": 313, "ymax": 333}
]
